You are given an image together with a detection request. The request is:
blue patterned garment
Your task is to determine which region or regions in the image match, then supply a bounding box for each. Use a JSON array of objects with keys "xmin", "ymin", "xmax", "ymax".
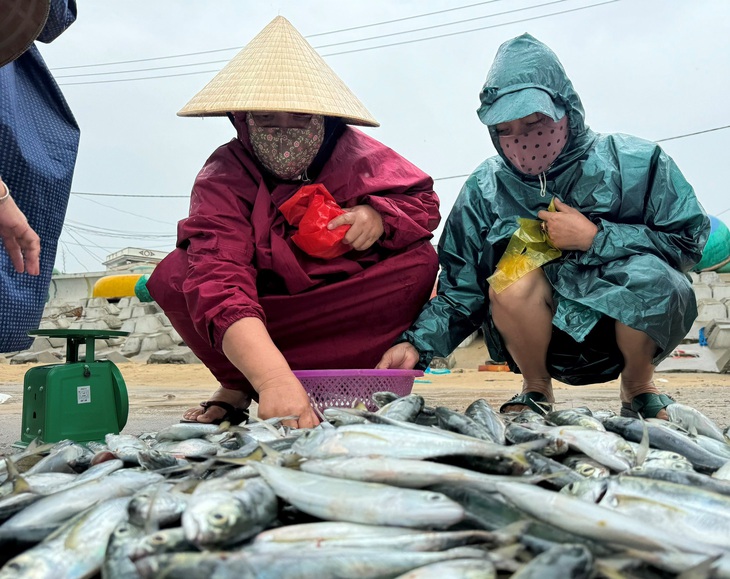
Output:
[{"xmin": 0, "ymin": 1, "xmax": 79, "ymax": 352}]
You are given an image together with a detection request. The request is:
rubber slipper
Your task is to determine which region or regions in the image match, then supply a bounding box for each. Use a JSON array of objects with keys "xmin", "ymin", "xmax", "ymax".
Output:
[
  {"xmin": 620, "ymin": 393, "xmax": 675, "ymax": 419},
  {"xmin": 499, "ymin": 392, "xmax": 552, "ymax": 416},
  {"xmin": 180, "ymin": 400, "xmax": 249, "ymax": 425}
]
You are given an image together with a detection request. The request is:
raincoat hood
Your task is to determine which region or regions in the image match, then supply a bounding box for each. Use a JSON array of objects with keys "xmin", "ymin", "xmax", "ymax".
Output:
[{"xmin": 477, "ymin": 33, "xmax": 594, "ymax": 176}]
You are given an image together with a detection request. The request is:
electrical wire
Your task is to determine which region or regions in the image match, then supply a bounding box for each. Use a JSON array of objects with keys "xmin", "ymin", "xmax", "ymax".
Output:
[
  {"xmin": 51, "ymin": 0, "xmax": 513, "ymax": 71},
  {"xmin": 58, "ymin": 0, "xmax": 620, "ymax": 86}
]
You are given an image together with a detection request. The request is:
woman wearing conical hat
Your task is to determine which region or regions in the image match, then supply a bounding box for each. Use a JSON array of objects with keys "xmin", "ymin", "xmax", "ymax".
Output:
[{"xmin": 147, "ymin": 17, "xmax": 440, "ymax": 427}]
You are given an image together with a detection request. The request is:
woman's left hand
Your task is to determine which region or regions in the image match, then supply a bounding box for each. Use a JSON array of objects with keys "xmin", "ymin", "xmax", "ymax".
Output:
[
  {"xmin": 327, "ymin": 205, "xmax": 384, "ymax": 251},
  {"xmin": 538, "ymin": 198, "xmax": 598, "ymax": 252}
]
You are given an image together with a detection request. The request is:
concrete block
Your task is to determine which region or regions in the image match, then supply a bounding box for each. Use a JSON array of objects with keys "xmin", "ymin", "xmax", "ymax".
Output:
[
  {"xmin": 134, "ymin": 316, "xmax": 163, "ymax": 334},
  {"xmin": 86, "ymin": 297, "xmax": 110, "ymax": 308},
  {"xmin": 128, "ymin": 296, "xmax": 140, "ymax": 307},
  {"xmin": 689, "ymin": 271, "xmax": 700, "ymax": 283},
  {"xmin": 711, "ymin": 284, "xmax": 730, "ymax": 300},
  {"xmin": 10, "ymin": 350, "xmax": 62, "ymax": 364},
  {"xmin": 696, "ymin": 299, "xmax": 728, "ymax": 322},
  {"xmin": 84, "ymin": 307, "xmax": 112, "ymax": 318},
  {"xmin": 169, "ymin": 328, "xmax": 184, "ymax": 345},
  {"xmin": 141, "ymin": 332, "xmax": 174, "ymax": 352},
  {"xmin": 121, "ymin": 319, "xmax": 136, "ymax": 334},
  {"xmin": 457, "ymin": 331, "xmax": 478, "ymax": 349},
  {"xmin": 49, "ymin": 338, "xmax": 66, "ymax": 348},
  {"xmin": 156, "ymin": 313, "xmax": 171, "ymax": 327},
  {"xmin": 96, "ymin": 350, "xmax": 131, "ymax": 364},
  {"xmin": 118, "ymin": 307, "xmax": 133, "ymax": 321},
  {"xmin": 106, "ymin": 303, "xmax": 121, "ymax": 316},
  {"xmin": 706, "ymin": 319, "xmax": 730, "ymax": 349},
  {"xmin": 147, "ymin": 347, "xmax": 202, "ymax": 364},
  {"xmin": 700, "ymin": 272, "xmax": 721, "ymax": 285},
  {"xmin": 106, "ymin": 337, "xmax": 126, "ymax": 347},
  {"xmin": 31, "ymin": 337, "xmax": 53, "ymax": 352},
  {"xmin": 693, "ymin": 284, "xmax": 713, "ymax": 300},
  {"xmin": 121, "ymin": 336, "xmax": 142, "ymax": 357},
  {"xmin": 118, "ymin": 297, "xmax": 131, "ymax": 308},
  {"xmin": 102, "ymin": 315, "xmax": 123, "ymax": 330},
  {"xmin": 132, "ymin": 305, "xmax": 159, "ymax": 317},
  {"xmin": 81, "ymin": 319, "xmax": 110, "ymax": 331},
  {"xmin": 39, "ymin": 320, "xmax": 59, "ymax": 330}
]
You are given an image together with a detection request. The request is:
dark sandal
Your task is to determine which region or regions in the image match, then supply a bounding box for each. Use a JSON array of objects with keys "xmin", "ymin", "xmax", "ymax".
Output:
[
  {"xmin": 180, "ymin": 400, "xmax": 249, "ymax": 425},
  {"xmin": 620, "ymin": 393, "xmax": 675, "ymax": 419},
  {"xmin": 499, "ymin": 392, "xmax": 553, "ymax": 416}
]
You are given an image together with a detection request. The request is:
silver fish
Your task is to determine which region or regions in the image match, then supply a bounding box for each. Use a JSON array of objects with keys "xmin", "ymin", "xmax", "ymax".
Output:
[
  {"xmin": 565, "ymin": 475, "xmax": 730, "ymax": 550},
  {"xmin": 495, "ymin": 481, "xmax": 717, "ymax": 555},
  {"xmin": 0, "ymin": 497, "xmax": 130, "ymax": 579},
  {"xmin": 182, "ymin": 476, "xmax": 278, "ymax": 548},
  {"xmin": 254, "ymin": 462, "xmax": 465, "ymax": 529},
  {"xmin": 666, "ymin": 403, "xmax": 725, "ymax": 442}
]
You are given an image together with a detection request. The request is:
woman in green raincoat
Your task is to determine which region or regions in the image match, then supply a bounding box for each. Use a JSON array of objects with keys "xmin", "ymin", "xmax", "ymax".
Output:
[{"xmin": 378, "ymin": 34, "xmax": 709, "ymax": 419}]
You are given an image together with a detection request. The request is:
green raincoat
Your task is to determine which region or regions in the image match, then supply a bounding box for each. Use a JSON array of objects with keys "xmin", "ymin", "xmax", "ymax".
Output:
[{"xmin": 403, "ymin": 34, "xmax": 709, "ymax": 384}]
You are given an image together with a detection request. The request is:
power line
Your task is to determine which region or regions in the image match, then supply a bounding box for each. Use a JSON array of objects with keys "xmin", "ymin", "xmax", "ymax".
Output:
[
  {"xmin": 58, "ymin": 0, "xmax": 620, "ymax": 86},
  {"xmin": 656, "ymin": 124, "xmax": 730, "ymax": 143},
  {"xmin": 52, "ymin": 0, "xmax": 511, "ymax": 71},
  {"xmin": 54, "ymin": 0, "xmax": 569, "ymax": 79}
]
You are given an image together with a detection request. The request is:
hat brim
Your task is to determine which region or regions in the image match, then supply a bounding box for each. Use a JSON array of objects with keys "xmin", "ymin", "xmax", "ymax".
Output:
[
  {"xmin": 480, "ymin": 87, "xmax": 565, "ymax": 126},
  {"xmin": 0, "ymin": 0, "xmax": 50, "ymax": 68}
]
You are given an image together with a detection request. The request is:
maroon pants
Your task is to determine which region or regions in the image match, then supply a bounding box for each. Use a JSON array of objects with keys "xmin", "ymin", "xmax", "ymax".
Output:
[{"xmin": 151, "ymin": 242, "xmax": 438, "ymax": 399}]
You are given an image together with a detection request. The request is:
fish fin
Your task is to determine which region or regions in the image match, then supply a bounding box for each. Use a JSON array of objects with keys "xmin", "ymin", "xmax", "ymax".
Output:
[{"xmin": 635, "ymin": 417, "xmax": 650, "ymax": 467}]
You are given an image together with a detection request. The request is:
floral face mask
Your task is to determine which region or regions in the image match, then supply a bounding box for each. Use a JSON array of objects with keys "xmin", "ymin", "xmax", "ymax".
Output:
[
  {"xmin": 498, "ymin": 114, "xmax": 569, "ymax": 176},
  {"xmin": 247, "ymin": 113, "xmax": 324, "ymax": 180}
]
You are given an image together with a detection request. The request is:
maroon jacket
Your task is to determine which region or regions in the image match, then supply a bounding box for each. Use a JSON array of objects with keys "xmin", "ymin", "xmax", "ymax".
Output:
[{"xmin": 153, "ymin": 121, "xmax": 440, "ymax": 352}]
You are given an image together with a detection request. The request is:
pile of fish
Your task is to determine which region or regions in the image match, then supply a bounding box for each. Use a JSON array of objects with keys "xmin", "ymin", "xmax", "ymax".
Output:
[{"xmin": 2, "ymin": 392, "xmax": 730, "ymax": 578}]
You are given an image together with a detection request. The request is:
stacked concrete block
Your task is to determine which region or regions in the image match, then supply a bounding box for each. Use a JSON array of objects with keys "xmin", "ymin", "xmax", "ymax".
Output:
[{"xmin": 4, "ymin": 295, "xmax": 198, "ymax": 365}]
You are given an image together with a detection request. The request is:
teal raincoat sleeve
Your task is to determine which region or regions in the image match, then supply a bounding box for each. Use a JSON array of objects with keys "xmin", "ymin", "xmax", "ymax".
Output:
[
  {"xmin": 401, "ymin": 175, "xmax": 491, "ymax": 368},
  {"xmin": 576, "ymin": 139, "xmax": 708, "ymax": 273}
]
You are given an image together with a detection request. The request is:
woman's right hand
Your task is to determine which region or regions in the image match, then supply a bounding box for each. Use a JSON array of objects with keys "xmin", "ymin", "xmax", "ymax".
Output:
[
  {"xmin": 256, "ymin": 373, "xmax": 320, "ymax": 429},
  {"xmin": 376, "ymin": 342, "xmax": 419, "ymax": 369}
]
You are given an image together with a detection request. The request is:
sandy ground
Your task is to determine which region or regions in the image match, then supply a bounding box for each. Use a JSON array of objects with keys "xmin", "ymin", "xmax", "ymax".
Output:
[{"xmin": 1, "ymin": 339, "xmax": 729, "ymax": 455}]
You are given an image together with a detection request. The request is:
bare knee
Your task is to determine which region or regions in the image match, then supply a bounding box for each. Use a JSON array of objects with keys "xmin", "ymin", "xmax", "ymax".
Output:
[{"xmin": 489, "ymin": 269, "xmax": 552, "ymax": 313}]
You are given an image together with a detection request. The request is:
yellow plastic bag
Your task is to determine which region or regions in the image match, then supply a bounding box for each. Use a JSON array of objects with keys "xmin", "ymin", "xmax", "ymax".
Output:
[{"xmin": 487, "ymin": 198, "xmax": 561, "ymax": 294}]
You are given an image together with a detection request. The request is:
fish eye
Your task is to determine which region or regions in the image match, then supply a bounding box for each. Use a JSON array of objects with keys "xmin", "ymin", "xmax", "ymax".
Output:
[
  {"xmin": 151, "ymin": 534, "xmax": 166, "ymax": 544},
  {"xmin": 211, "ymin": 512, "xmax": 228, "ymax": 523}
]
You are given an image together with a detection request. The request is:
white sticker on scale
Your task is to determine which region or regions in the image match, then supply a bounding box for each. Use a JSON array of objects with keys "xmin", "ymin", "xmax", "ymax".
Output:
[{"xmin": 77, "ymin": 386, "xmax": 91, "ymax": 404}]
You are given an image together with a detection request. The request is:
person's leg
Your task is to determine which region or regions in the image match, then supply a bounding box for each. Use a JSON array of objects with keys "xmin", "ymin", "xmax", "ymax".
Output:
[
  {"xmin": 489, "ymin": 269, "xmax": 554, "ymax": 411},
  {"xmin": 615, "ymin": 322, "xmax": 669, "ymax": 420},
  {"xmin": 147, "ymin": 250, "xmax": 253, "ymax": 423}
]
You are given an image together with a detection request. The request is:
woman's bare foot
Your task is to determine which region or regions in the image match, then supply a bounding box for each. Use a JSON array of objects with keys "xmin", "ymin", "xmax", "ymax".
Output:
[{"xmin": 182, "ymin": 387, "xmax": 249, "ymax": 423}]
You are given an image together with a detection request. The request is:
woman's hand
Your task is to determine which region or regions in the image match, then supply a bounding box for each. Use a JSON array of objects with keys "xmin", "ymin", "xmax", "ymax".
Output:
[
  {"xmin": 222, "ymin": 318, "xmax": 320, "ymax": 429},
  {"xmin": 327, "ymin": 205, "xmax": 384, "ymax": 251},
  {"xmin": 376, "ymin": 342, "xmax": 420, "ymax": 369},
  {"xmin": 537, "ymin": 198, "xmax": 598, "ymax": 252},
  {"xmin": 0, "ymin": 181, "xmax": 40, "ymax": 275},
  {"xmin": 256, "ymin": 372, "xmax": 320, "ymax": 429}
]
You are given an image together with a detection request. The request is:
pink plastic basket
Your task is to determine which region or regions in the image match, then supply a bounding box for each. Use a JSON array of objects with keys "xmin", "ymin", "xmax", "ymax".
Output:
[{"xmin": 293, "ymin": 369, "xmax": 423, "ymax": 413}]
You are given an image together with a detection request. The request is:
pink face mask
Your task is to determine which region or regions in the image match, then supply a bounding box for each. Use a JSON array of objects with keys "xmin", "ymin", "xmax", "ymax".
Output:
[{"xmin": 498, "ymin": 115, "xmax": 569, "ymax": 176}]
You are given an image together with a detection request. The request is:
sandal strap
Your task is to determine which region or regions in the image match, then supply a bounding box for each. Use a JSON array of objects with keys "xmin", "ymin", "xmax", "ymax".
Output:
[
  {"xmin": 499, "ymin": 392, "xmax": 552, "ymax": 415},
  {"xmin": 630, "ymin": 393, "xmax": 675, "ymax": 418}
]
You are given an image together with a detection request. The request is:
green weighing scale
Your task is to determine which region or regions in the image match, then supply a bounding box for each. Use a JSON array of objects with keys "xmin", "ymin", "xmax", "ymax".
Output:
[{"xmin": 14, "ymin": 329, "xmax": 130, "ymax": 448}]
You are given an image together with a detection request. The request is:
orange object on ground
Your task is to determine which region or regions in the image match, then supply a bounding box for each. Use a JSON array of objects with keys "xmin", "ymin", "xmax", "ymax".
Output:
[{"xmin": 478, "ymin": 363, "xmax": 511, "ymax": 372}]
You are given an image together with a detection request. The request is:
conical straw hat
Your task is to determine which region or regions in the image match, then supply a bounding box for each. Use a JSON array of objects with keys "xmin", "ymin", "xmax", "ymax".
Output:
[
  {"xmin": 0, "ymin": 0, "xmax": 50, "ymax": 68},
  {"xmin": 178, "ymin": 16, "xmax": 379, "ymax": 127}
]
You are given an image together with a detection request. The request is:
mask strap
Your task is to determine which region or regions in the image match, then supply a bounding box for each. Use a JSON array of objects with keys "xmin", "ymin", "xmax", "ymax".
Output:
[{"xmin": 538, "ymin": 172, "xmax": 547, "ymax": 197}]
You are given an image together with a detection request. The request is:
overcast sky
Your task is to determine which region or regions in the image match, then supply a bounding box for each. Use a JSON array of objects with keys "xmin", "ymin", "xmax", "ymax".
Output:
[{"xmin": 36, "ymin": 0, "xmax": 730, "ymax": 273}]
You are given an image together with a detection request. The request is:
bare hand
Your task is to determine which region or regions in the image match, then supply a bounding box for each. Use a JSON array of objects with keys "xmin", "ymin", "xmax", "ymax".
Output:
[
  {"xmin": 537, "ymin": 198, "xmax": 598, "ymax": 252},
  {"xmin": 0, "ymin": 192, "xmax": 40, "ymax": 275},
  {"xmin": 327, "ymin": 205, "xmax": 384, "ymax": 251},
  {"xmin": 376, "ymin": 342, "xmax": 420, "ymax": 369},
  {"xmin": 256, "ymin": 373, "xmax": 320, "ymax": 429}
]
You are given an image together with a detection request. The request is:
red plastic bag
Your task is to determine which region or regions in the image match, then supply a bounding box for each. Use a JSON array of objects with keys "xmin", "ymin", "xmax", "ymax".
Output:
[{"xmin": 279, "ymin": 184, "xmax": 351, "ymax": 259}]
